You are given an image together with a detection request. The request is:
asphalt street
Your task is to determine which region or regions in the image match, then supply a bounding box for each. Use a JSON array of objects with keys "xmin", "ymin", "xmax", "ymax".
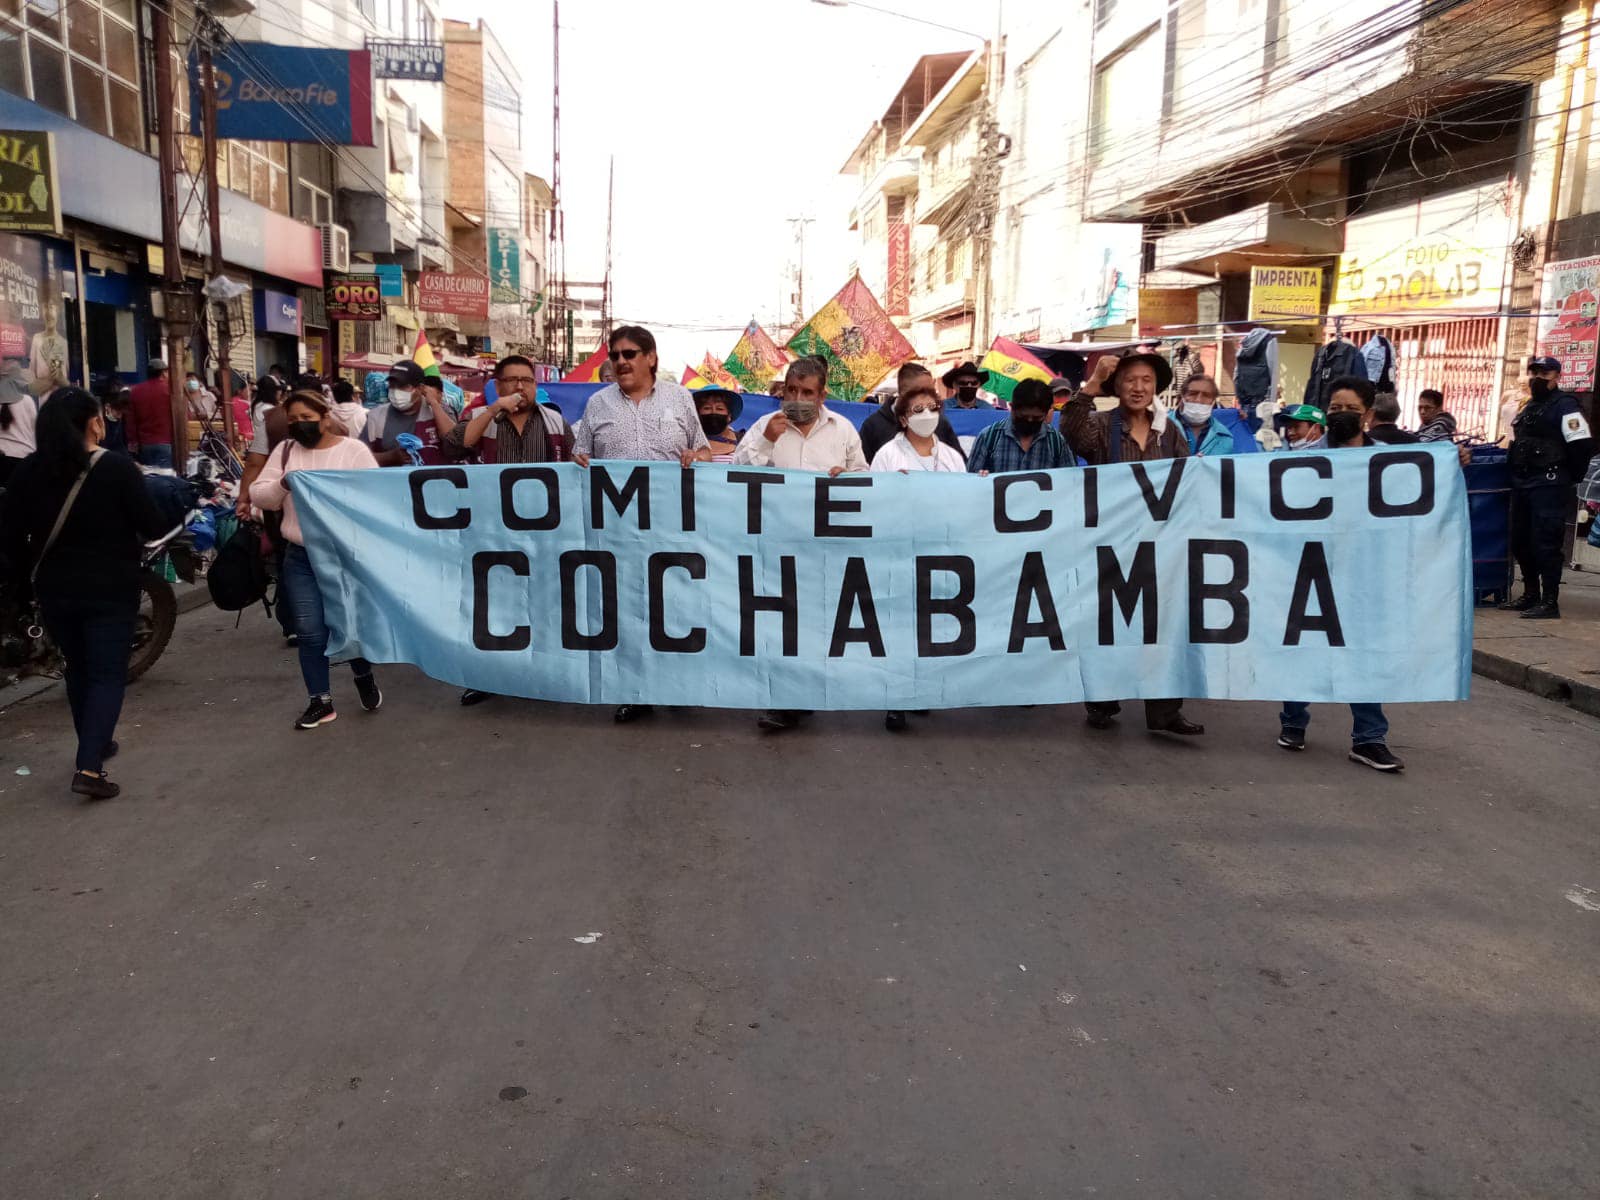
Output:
[{"xmin": 2, "ymin": 606, "xmax": 1598, "ymax": 1199}]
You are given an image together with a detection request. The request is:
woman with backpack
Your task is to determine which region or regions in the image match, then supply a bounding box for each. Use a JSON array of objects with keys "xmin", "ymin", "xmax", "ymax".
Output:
[
  {"xmin": 249, "ymin": 389, "xmax": 384, "ymax": 730},
  {"xmin": 0, "ymin": 389, "xmax": 169, "ymax": 798}
]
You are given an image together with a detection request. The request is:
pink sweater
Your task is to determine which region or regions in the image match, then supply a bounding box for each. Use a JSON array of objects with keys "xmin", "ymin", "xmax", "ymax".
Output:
[{"xmin": 249, "ymin": 437, "xmax": 377, "ymax": 545}]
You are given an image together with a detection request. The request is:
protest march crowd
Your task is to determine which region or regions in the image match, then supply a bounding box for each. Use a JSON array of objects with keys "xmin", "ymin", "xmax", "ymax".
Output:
[{"xmin": 1, "ymin": 323, "xmax": 1593, "ymax": 802}]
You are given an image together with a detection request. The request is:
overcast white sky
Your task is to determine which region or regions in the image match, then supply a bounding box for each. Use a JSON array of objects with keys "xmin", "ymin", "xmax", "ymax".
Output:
[{"xmin": 444, "ymin": 0, "xmax": 1003, "ymax": 371}]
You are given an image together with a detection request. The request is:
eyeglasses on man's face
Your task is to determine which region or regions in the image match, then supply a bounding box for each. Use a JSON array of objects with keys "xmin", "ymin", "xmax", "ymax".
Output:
[{"xmin": 609, "ymin": 347, "xmax": 642, "ymax": 363}]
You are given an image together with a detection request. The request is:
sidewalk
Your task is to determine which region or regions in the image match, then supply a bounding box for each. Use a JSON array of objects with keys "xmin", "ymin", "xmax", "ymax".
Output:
[{"xmin": 1473, "ymin": 567, "xmax": 1600, "ymax": 719}]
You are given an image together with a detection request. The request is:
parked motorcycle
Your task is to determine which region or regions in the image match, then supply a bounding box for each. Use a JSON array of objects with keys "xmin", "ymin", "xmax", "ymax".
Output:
[{"xmin": 0, "ymin": 522, "xmax": 195, "ymax": 685}]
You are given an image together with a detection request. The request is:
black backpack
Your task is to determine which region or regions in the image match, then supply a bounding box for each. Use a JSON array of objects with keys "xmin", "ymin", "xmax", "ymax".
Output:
[{"xmin": 207, "ymin": 522, "xmax": 271, "ymax": 612}]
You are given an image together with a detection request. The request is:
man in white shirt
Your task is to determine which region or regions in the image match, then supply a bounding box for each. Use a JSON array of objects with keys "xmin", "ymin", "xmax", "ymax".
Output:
[
  {"xmin": 732, "ymin": 357, "xmax": 865, "ymax": 475},
  {"xmin": 731, "ymin": 358, "xmax": 864, "ymax": 733},
  {"xmin": 573, "ymin": 324, "xmax": 710, "ymax": 724},
  {"xmin": 572, "ymin": 324, "xmax": 709, "ymax": 468}
]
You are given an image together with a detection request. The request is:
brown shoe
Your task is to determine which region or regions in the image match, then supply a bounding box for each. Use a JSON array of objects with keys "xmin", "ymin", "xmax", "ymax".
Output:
[{"xmin": 70, "ymin": 771, "xmax": 120, "ymax": 800}]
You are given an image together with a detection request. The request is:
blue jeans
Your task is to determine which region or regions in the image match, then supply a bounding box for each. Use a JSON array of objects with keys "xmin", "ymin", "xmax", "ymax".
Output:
[
  {"xmin": 137, "ymin": 444, "xmax": 173, "ymax": 469},
  {"xmin": 40, "ymin": 593, "xmax": 136, "ymax": 773},
  {"xmin": 279, "ymin": 543, "xmax": 371, "ymax": 700},
  {"xmin": 1280, "ymin": 702, "xmax": 1389, "ymax": 746}
]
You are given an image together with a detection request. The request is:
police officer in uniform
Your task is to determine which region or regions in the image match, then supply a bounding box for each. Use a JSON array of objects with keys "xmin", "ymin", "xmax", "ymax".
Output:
[{"xmin": 1500, "ymin": 356, "xmax": 1595, "ymax": 619}]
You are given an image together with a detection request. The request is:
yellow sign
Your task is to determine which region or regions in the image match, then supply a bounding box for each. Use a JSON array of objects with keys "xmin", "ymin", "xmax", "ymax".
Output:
[
  {"xmin": 1138, "ymin": 287, "xmax": 1199, "ymax": 336},
  {"xmin": 1248, "ymin": 266, "xmax": 1323, "ymax": 324},
  {"xmin": 1331, "ymin": 184, "xmax": 1510, "ymax": 316},
  {"xmin": 0, "ymin": 130, "xmax": 61, "ymax": 235}
]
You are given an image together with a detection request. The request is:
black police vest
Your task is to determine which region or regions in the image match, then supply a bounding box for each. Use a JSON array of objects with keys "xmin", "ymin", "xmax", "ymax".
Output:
[{"xmin": 1509, "ymin": 393, "xmax": 1571, "ymax": 483}]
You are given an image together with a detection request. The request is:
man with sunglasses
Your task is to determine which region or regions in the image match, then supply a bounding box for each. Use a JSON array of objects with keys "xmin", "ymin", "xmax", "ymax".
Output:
[
  {"xmin": 572, "ymin": 325, "xmax": 709, "ymax": 471},
  {"xmin": 573, "ymin": 325, "xmax": 710, "ymax": 723}
]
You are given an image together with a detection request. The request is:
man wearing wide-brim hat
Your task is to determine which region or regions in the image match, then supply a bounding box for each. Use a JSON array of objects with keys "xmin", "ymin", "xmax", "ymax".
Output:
[
  {"xmin": 941, "ymin": 360, "xmax": 993, "ymax": 409},
  {"xmin": 1059, "ymin": 350, "xmax": 1205, "ymax": 739}
]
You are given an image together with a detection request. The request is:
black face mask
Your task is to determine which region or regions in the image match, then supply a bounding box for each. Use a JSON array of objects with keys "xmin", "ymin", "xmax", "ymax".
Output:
[
  {"xmin": 699, "ymin": 413, "xmax": 730, "ymax": 437},
  {"xmin": 1529, "ymin": 377, "xmax": 1553, "ymax": 401},
  {"xmin": 288, "ymin": 420, "xmax": 322, "ymax": 447},
  {"xmin": 957, "ymin": 386, "xmax": 979, "ymax": 404},
  {"xmin": 1011, "ymin": 416, "xmax": 1046, "ymax": 437},
  {"xmin": 1326, "ymin": 411, "xmax": 1363, "ymax": 443}
]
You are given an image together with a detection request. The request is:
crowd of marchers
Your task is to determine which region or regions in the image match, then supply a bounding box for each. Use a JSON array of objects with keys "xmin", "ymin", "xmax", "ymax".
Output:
[{"xmin": 0, "ymin": 322, "xmax": 1592, "ymax": 801}]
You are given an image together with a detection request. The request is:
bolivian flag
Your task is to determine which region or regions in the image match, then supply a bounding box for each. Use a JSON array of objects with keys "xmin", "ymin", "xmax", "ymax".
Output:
[
  {"xmin": 412, "ymin": 329, "xmax": 443, "ymax": 380},
  {"xmin": 681, "ymin": 366, "xmax": 715, "ymax": 389},
  {"xmin": 562, "ymin": 343, "xmax": 609, "ymax": 383},
  {"xmin": 979, "ymin": 336, "xmax": 1052, "ymax": 405}
]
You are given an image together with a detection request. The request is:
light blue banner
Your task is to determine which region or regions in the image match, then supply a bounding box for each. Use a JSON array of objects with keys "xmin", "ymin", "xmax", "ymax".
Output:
[{"xmin": 293, "ymin": 445, "xmax": 1473, "ymax": 709}]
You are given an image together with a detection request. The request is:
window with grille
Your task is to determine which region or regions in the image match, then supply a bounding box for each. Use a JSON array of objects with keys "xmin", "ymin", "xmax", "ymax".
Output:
[{"xmin": 0, "ymin": 0, "xmax": 142, "ymax": 148}]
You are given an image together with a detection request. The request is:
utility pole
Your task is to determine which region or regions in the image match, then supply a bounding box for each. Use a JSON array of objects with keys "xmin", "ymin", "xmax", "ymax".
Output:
[
  {"xmin": 969, "ymin": 4, "xmax": 1006, "ymax": 356},
  {"xmin": 197, "ymin": 12, "xmax": 235, "ymax": 447},
  {"xmin": 544, "ymin": 0, "xmax": 568, "ymax": 369},
  {"xmin": 151, "ymin": 0, "xmax": 192, "ymax": 464},
  {"xmin": 787, "ymin": 215, "xmax": 815, "ymax": 326},
  {"xmin": 600, "ymin": 155, "xmax": 613, "ymax": 341}
]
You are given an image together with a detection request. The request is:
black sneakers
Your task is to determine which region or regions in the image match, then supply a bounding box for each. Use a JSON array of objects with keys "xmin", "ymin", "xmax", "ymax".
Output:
[
  {"xmin": 354, "ymin": 673, "xmax": 383, "ymax": 712},
  {"xmin": 1277, "ymin": 727, "xmax": 1307, "ymax": 751},
  {"xmin": 1350, "ymin": 742, "xmax": 1405, "ymax": 772},
  {"xmin": 1520, "ymin": 600, "xmax": 1562, "ymax": 620},
  {"xmin": 1497, "ymin": 592, "xmax": 1541, "ymax": 612},
  {"xmin": 295, "ymin": 697, "xmax": 336, "ymax": 730}
]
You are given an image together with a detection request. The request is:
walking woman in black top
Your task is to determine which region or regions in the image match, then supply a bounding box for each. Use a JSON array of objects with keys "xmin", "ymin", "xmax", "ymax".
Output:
[{"xmin": 0, "ymin": 389, "xmax": 168, "ymax": 799}]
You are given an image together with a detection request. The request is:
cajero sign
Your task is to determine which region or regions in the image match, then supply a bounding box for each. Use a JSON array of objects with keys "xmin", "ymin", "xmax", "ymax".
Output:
[{"xmin": 0, "ymin": 131, "xmax": 62, "ymax": 235}]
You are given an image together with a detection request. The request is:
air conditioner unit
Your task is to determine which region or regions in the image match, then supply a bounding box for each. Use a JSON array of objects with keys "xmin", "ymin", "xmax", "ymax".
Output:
[{"xmin": 320, "ymin": 223, "xmax": 351, "ymax": 272}]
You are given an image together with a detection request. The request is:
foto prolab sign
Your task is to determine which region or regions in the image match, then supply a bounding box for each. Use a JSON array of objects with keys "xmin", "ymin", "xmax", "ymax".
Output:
[
  {"xmin": 192, "ymin": 43, "xmax": 374, "ymax": 147},
  {"xmin": 0, "ymin": 130, "xmax": 61, "ymax": 235}
]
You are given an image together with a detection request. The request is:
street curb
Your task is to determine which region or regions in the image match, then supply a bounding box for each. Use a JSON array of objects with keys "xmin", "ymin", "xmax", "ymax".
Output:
[{"xmin": 1473, "ymin": 647, "xmax": 1600, "ymax": 720}]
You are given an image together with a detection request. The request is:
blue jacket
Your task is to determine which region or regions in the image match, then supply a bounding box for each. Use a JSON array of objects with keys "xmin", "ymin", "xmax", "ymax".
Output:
[{"xmin": 1184, "ymin": 407, "xmax": 1260, "ymax": 456}]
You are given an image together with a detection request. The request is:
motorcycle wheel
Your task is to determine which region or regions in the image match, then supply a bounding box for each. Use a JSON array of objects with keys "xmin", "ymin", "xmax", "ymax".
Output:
[{"xmin": 127, "ymin": 574, "xmax": 177, "ymax": 683}]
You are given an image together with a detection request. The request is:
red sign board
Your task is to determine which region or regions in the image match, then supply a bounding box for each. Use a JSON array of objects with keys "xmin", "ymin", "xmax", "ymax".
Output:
[
  {"xmin": 419, "ymin": 271, "xmax": 489, "ymax": 318},
  {"xmin": 325, "ymin": 272, "xmax": 382, "ymax": 321},
  {"xmin": 887, "ymin": 222, "xmax": 910, "ymax": 318}
]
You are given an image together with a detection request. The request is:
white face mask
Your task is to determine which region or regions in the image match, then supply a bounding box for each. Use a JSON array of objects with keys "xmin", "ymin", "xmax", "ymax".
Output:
[
  {"xmin": 1287, "ymin": 433, "xmax": 1326, "ymax": 451},
  {"xmin": 389, "ymin": 387, "xmax": 415, "ymax": 411},
  {"xmin": 906, "ymin": 410, "xmax": 940, "ymax": 438},
  {"xmin": 1180, "ymin": 400, "xmax": 1213, "ymax": 426}
]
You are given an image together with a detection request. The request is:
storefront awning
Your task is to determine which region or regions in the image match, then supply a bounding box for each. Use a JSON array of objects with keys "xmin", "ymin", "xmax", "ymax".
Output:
[{"xmin": 1153, "ymin": 202, "xmax": 1341, "ymax": 275}]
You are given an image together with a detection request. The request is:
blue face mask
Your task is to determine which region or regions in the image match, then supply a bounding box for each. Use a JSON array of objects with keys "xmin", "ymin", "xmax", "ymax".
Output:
[{"xmin": 1285, "ymin": 432, "xmax": 1327, "ymax": 452}]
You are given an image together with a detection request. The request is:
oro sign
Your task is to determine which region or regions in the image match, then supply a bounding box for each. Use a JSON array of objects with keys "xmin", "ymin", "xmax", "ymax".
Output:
[{"xmin": 326, "ymin": 273, "xmax": 382, "ymax": 321}]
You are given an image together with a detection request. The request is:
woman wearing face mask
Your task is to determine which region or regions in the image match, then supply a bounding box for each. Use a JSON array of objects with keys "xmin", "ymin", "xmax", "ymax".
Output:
[
  {"xmin": 1323, "ymin": 376, "xmax": 1376, "ymax": 448},
  {"xmin": 870, "ymin": 378, "xmax": 966, "ymax": 473},
  {"xmin": 694, "ymin": 387, "xmax": 744, "ymax": 463},
  {"xmin": 249, "ymin": 390, "xmax": 383, "ymax": 730},
  {"xmin": 0, "ymin": 389, "xmax": 170, "ymax": 798}
]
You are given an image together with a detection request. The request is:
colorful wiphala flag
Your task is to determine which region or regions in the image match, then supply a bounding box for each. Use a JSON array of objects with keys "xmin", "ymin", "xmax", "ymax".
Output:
[
  {"xmin": 722, "ymin": 321, "xmax": 790, "ymax": 391},
  {"xmin": 562, "ymin": 343, "xmax": 609, "ymax": 383},
  {"xmin": 785, "ymin": 275, "xmax": 914, "ymax": 402},
  {"xmin": 698, "ymin": 353, "xmax": 744, "ymax": 391},
  {"xmin": 978, "ymin": 336, "xmax": 1052, "ymax": 404}
]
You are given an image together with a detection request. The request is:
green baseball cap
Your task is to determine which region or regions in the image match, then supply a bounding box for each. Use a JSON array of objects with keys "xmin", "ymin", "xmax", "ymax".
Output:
[{"xmin": 1282, "ymin": 403, "xmax": 1326, "ymax": 426}]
